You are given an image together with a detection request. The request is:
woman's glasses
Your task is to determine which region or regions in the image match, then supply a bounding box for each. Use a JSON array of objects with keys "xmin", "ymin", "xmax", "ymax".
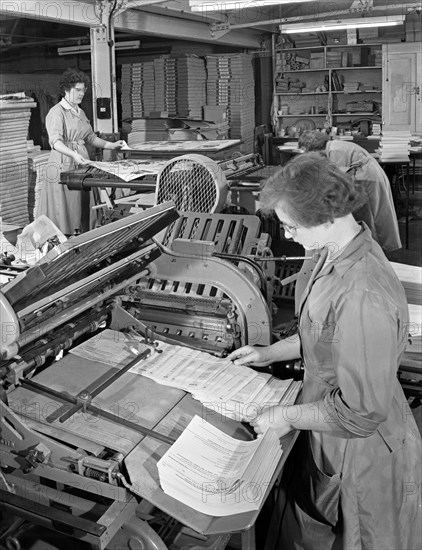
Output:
[{"xmin": 280, "ymin": 221, "xmax": 299, "ymax": 236}]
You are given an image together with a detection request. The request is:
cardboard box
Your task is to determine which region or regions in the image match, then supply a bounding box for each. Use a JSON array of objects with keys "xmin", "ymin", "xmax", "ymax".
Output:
[
  {"xmin": 310, "ymin": 57, "xmax": 324, "ymax": 69},
  {"xmin": 347, "ymin": 29, "xmax": 357, "ymax": 44},
  {"xmin": 203, "ymin": 105, "xmax": 227, "ymax": 123}
]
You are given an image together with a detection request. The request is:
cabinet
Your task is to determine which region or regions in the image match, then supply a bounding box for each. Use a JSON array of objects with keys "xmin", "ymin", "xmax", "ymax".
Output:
[
  {"xmin": 382, "ymin": 42, "xmax": 421, "ymax": 134},
  {"xmin": 273, "ymin": 40, "xmax": 383, "ymax": 136}
]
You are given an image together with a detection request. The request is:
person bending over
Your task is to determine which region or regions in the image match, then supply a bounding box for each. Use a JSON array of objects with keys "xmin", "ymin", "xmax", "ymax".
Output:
[{"xmin": 298, "ymin": 130, "xmax": 401, "ymax": 253}]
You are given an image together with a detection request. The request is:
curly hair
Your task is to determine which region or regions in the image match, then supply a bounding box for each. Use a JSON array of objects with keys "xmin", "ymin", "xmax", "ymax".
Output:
[
  {"xmin": 59, "ymin": 68, "xmax": 90, "ymax": 97},
  {"xmin": 298, "ymin": 130, "xmax": 330, "ymax": 152},
  {"xmin": 259, "ymin": 153, "xmax": 366, "ymax": 227}
]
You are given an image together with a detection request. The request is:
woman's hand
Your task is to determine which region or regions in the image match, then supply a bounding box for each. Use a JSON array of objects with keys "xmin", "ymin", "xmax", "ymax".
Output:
[
  {"xmin": 228, "ymin": 345, "xmax": 273, "ymax": 367},
  {"xmin": 73, "ymin": 152, "xmax": 89, "ymax": 165},
  {"xmin": 111, "ymin": 140, "xmax": 127, "ymax": 150},
  {"xmin": 249, "ymin": 406, "xmax": 294, "ymax": 439}
]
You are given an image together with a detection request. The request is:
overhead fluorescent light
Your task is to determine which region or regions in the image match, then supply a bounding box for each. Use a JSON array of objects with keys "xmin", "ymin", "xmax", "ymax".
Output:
[
  {"xmin": 58, "ymin": 40, "xmax": 141, "ymax": 55},
  {"xmin": 189, "ymin": 0, "xmax": 314, "ymax": 12},
  {"xmin": 280, "ymin": 15, "xmax": 405, "ymax": 34}
]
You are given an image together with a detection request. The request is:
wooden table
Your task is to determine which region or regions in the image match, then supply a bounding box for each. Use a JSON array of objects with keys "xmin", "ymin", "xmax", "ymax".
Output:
[{"xmin": 121, "ymin": 139, "xmax": 242, "ymax": 161}]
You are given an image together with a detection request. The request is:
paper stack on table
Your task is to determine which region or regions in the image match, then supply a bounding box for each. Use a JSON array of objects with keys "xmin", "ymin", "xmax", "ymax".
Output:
[{"xmin": 157, "ymin": 414, "xmax": 283, "ymax": 516}]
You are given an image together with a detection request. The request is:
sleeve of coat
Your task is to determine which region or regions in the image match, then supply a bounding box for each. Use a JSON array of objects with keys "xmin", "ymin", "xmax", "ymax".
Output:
[
  {"xmin": 324, "ymin": 288, "xmax": 400, "ymax": 437},
  {"xmin": 45, "ymin": 106, "xmax": 65, "ymax": 148}
]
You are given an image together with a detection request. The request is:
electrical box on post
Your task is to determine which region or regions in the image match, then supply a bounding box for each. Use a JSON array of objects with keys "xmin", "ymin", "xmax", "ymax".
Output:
[{"xmin": 97, "ymin": 98, "xmax": 111, "ymax": 119}]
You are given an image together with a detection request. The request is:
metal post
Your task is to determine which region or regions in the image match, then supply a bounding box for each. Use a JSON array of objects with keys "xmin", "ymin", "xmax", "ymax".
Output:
[{"xmin": 90, "ymin": 1, "xmax": 119, "ymax": 150}]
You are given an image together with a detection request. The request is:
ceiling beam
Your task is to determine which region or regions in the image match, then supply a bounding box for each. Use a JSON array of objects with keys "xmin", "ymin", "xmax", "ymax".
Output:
[{"xmin": 0, "ymin": 0, "xmax": 262, "ymax": 47}]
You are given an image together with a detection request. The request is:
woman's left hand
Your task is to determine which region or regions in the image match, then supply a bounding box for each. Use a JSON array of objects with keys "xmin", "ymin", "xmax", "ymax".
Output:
[{"xmin": 248, "ymin": 405, "xmax": 294, "ymax": 439}]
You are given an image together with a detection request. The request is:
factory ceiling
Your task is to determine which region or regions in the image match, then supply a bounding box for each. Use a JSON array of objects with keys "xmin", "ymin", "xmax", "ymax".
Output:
[{"xmin": 0, "ymin": 0, "xmax": 421, "ymax": 54}]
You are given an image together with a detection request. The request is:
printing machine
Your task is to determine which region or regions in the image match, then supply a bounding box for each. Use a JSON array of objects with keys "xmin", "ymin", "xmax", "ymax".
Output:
[
  {"xmin": 59, "ymin": 152, "xmax": 266, "ymax": 226},
  {"xmin": 0, "ymin": 202, "xmax": 275, "ymax": 549}
]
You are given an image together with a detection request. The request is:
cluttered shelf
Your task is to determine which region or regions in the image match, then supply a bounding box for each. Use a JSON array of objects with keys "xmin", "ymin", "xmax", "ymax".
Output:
[
  {"xmin": 274, "ymin": 42, "xmax": 383, "ymax": 53},
  {"xmin": 281, "ymin": 66, "xmax": 381, "ymax": 73},
  {"xmin": 273, "ymin": 37, "xmax": 383, "ymax": 134}
]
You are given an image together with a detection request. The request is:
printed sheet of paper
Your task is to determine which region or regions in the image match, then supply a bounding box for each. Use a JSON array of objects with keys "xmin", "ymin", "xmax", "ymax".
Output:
[
  {"xmin": 69, "ymin": 330, "xmax": 300, "ymax": 418},
  {"xmin": 69, "ymin": 328, "xmax": 150, "ymax": 367},
  {"xmin": 86, "ymin": 159, "xmax": 167, "ymax": 182},
  {"xmin": 129, "ymin": 341, "xmax": 259, "ymax": 401}
]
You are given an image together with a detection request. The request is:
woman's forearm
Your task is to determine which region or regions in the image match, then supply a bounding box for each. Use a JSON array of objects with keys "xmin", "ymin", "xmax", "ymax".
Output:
[
  {"xmin": 53, "ymin": 140, "xmax": 78, "ymax": 159},
  {"xmin": 91, "ymin": 136, "xmax": 109, "ymax": 149},
  {"xmin": 269, "ymin": 335, "xmax": 301, "ymax": 362}
]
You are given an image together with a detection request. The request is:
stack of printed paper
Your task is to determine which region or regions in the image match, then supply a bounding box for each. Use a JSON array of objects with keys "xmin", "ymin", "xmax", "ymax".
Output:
[{"xmin": 157, "ymin": 415, "xmax": 283, "ymax": 516}]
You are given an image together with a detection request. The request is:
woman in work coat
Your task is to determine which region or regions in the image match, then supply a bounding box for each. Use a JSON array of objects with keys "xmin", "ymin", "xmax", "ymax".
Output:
[
  {"xmin": 229, "ymin": 153, "xmax": 421, "ymax": 550},
  {"xmin": 39, "ymin": 68, "xmax": 125, "ymax": 235}
]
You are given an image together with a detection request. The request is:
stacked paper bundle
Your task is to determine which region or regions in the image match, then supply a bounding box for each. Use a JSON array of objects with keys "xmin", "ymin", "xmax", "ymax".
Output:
[
  {"xmin": 378, "ymin": 130, "xmax": 411, "ymax": 161},
  {"xmin": 127, "ymin": 118, "xmax": 169, "ymax": 145},
  {"xmin": 343, "ymin": 81, "xmax": 360, "ymax": 92},
  {"xmin": 121, "ymin": 62, "xmax": 155, "ymax": 120},
  {"xmin": 370, "ymin": 122, "xmax": 382, "ymax": 137},
  {"xmin": 390, "ymin": 262, "xmax": 422, "ymax": 306},
  {"xmin": 27, "ymin": 149, "xmax": 50, "ymax": 221},
  {"xmin": 390, "ymin": 262, "xmax": 422, "ymax": 354},
  {"xmin": 206, "ymin": 53, "xmax": 255, "ymax": 153},
  {"xmin": 157, "ymin": 415, "xmax": 284, "ymax": 516},
  {"xmin": 154, "ymin": 58, "xmax": 178, "ymax": 117},
  {"xmin": 293, "ymin": 33, "xmax": 323, "ymax": 48},
  {"xmin": 0, "ymin": 99, "xmax": 36, "ymax": 227},
  {"xmin": 176, "ymin": 56, "xmax": 207, "ymax": 119}
]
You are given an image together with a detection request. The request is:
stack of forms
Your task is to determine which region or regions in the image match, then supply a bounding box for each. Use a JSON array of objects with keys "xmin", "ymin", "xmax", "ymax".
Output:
[
  {"xmin": 206, "ymin": 53, "xmax": 255, "ymax": 153},
  {"xmin": 0, "ymin": 98, "xmax": 36, "ymax": 227},
  {"xmin": 176, "ymin": 56, "xmax": 207, "ymax": 119},
  {"xmin": 378, "ymin": 130, "xmax": 411, "ymax": 161},
  {"xmin": 121, "ymin": 61, "xmax": 155, "ymax": 125},
  {"xmin": 121, "ymin": 54, "xmax": 254, "ymax": 153},
  {"xmin": 127, "ymin": 119, "xmax": 169, "ymax": 145},
  {"xmin": 154, "ymin": 57, "xmax": 178, "ymax": 117}
]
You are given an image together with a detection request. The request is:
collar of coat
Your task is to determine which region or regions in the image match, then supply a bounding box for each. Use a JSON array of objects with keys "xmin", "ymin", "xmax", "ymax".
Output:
[
  {"xmin": 59, "ymin": 97, "xmax": 80, "ymax": 115},
  {"xmin": 315, "ymin": 222, "xmax": 375, "ymax": 282}
]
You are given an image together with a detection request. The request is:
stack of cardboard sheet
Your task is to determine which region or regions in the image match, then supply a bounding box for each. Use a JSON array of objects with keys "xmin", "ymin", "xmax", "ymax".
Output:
[
  {"xmin": 27, "ymin": 148, "xmax": 50, "ymax": 221},
  {"xmin": 121, "ymin": 61, "xmax": 155, "ymax": 121},
  {"xmin": 0, "ymin": 96, "xmax": 36, "ymax": 227}
]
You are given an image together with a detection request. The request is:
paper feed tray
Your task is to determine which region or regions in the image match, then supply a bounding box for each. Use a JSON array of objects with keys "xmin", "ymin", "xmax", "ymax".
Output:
[{"xmin": 2, "ymin": 201, "xmax": 178, "ymax": 313}]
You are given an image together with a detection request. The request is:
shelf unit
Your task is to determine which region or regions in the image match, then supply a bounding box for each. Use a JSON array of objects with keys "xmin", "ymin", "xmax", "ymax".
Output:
[{"xmin": 273, "ymin": 40, "xmax": 383, "ymax": 135}]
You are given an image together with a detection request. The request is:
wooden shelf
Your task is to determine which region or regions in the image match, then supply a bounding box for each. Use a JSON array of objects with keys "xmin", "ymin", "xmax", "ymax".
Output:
[
  {"xmin": 281, "ymin": 68, "xmax": 328, "ymax": 73},
  {"xmin": 332, "ymin": 112, "xmax": 381, "ymax": 116},
  {"xmin": 332, "ymin": 90, "xmax": 381, "ymax": 94},
  {"xmin": 273, "ymin": 37, "xmax": 384, "ymax": 132},
  {"xmin": 331, "ymin": 66, "xmax": 381, "ymax": 70},
  {"xmin": 275, "ymin": 43, "xmax": 382, "ymax": 53},
  {"xmin": 275, "ymin": 92, "xmax": 329, "ymax": 96},
  {"xmin": 281, "ymin": 66, "xmax": 381, "ymax": 73},
  {"xmin": 277, "ymin": 114, "xmax": 328, "ymax": 118},
  {"xmin": 275, "ymin": 91, "xmax": 381, "ymax": 96}
]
